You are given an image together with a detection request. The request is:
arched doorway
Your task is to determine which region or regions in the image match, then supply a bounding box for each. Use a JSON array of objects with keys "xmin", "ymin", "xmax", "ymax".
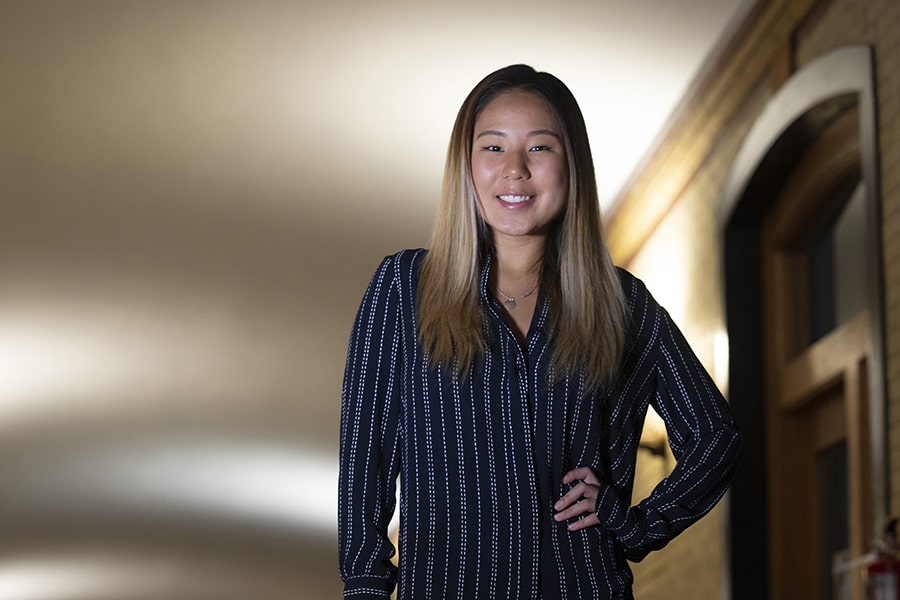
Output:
[{"xmin": 720, "ymin": 45, "xmax": 885, "ymax": 600}]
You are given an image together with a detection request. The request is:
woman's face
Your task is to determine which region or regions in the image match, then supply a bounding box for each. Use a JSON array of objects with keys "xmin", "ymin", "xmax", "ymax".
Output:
[{"xmin": 470, "ymin": 90, "xmax": 568, "ymax": 246}]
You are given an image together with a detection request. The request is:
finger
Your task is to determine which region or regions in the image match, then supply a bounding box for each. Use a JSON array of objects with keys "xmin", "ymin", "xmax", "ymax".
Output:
[
  {"xmin": 561, "ymin": 467, "xmax": 596, "ymax": 485},
  {"xmin": 553, "ymin": 497, "xmax": 597, "ymax": 522},
  {"xmin": 567, "ymin": 512, "xmax": 600, "ymax": 531},
  {"xmin": 554, "ymin": 481, "xmax": 592, "ymax": 511}
]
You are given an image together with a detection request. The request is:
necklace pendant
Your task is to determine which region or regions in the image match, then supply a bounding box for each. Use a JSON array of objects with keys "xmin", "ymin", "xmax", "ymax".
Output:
[{"xmin": 504, "ymin": 298, "xmax": 517, "ymax": 310}]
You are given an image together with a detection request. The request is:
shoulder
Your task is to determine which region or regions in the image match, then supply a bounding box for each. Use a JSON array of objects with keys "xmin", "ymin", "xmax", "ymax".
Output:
[
  {"xmin": 366, "ymin": 248, "xmax": 428, "ymax": 298},
  {"xmin": 615, "ymin": 267, "xmax": 666, "ymax": 344},
  {"xmin": 615, "ymin": 267, "xmax": 654, "ymax": 313},
  {"xmin": 373, "ymin": 248, "xmax": 428, "ymax": 281}
]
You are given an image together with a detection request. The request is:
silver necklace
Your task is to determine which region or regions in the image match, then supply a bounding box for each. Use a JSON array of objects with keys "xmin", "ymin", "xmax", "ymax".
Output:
[{"xmin": 496, "ymin": 284, "xmax": 537, "ymax": 310}]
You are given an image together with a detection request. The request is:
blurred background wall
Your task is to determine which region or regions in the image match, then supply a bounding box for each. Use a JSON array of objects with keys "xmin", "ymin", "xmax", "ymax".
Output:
[{"xmin": 0, "ymin": 1, "xmax": 751, "ymax": 597}]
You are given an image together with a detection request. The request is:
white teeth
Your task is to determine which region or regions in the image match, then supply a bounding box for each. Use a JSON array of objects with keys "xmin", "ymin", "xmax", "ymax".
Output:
[{"xmin": 499, "ymin": 195, "xmax": 531, "ymax": 203}]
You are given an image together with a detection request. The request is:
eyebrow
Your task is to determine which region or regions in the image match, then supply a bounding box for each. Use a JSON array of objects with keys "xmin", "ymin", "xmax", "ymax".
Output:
[{"xmin": 475, "ymin": 129, "xmax": 562, "ymax": 140}]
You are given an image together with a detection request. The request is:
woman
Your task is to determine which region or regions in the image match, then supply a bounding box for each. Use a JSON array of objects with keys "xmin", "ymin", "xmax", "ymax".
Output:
[{"xmin": 339, "ymin": 64, "xmax": 741, "ymax": 599}]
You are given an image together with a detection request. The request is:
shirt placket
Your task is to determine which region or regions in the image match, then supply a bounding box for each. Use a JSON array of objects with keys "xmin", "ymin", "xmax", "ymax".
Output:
[{"xmin": 480, "ymin": 258, "xmax": 544, "ymax": 598}]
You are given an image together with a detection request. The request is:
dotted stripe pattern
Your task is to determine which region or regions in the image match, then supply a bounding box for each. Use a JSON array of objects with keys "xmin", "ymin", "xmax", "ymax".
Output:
[{"xmin": 339, "ymin": 249, "xmax": 741, "ymax": 599}]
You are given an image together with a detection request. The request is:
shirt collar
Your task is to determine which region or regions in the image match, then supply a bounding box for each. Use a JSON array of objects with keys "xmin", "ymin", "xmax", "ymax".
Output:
[{"xmin": 478, "ymin": 252, "xmax": 493, "ymax": 304}]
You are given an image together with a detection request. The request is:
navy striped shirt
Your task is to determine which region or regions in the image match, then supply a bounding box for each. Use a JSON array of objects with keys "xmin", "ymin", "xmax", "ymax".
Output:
[{"xmin": 339, "ymin": 249, "xmax": 740, "ymax": 599}]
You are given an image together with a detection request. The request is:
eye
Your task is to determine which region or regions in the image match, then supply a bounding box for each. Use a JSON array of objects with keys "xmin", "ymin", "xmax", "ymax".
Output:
[
  {"xmin": 530, "ymin": 144, "xmax": 552, "ymax": 152},
  {"xmin": 483, "ymin": 145, "xmax": 503, "ymax": 152}
]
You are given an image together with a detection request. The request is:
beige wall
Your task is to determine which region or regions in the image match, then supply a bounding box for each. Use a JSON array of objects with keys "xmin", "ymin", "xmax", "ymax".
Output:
[{"xmin": 626, "ymin": 111, "xmax": 758, "ymax": 598}]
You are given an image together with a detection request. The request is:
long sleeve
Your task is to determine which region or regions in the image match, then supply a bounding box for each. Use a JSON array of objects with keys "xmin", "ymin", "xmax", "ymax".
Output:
[
  {"xmin": 338, "ymin": 256, "xmax": 732, "ymax": 598},
  {"xmin": 596, "ymin": 281, "xmax": 742, "ymax": 562},
  {"xmin": 339, "ymin": 256, "xmax": 404, "ymax": 598}
]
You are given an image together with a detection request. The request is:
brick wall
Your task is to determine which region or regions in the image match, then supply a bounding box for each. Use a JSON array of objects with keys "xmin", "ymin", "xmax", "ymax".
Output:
[{"xmin": 617, "ymin": 0, "xmax": 900, "ymax": 596}]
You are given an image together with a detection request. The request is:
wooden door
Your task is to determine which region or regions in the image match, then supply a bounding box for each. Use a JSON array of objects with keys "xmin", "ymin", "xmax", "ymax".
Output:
[{"xmin": 762, "ymin": 109, "xmax": 872, "ymax": 600}]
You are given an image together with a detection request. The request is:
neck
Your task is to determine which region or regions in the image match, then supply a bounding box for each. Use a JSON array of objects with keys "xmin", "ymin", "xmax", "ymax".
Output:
[{"xmin": 492, "ymin": 234, "xmax": 545, "ymax": 288}]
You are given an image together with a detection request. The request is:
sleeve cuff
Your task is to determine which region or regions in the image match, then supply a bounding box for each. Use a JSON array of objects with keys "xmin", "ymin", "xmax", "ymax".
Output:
[
  {"xmin": 596, "ymin": 484, "xmax": 628, "ymax": 529},
  {"xmin": 343, "ymin": 575, "xmax": 395, "ymax": 598},
  {"xmin": 595, "ymin": 484, "xmax": 644, "ymax": 546}
]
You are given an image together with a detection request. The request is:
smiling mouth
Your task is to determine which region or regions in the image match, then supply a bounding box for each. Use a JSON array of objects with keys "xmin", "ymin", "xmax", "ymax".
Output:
[{"xmin": 498, "ymin": 194, "xmax": 533, "ymax": 204}]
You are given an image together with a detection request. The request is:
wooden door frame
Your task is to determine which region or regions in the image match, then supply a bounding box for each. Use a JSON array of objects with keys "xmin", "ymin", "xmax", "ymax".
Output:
[
  {"xmin": 718, "ymin": 45, "xmax": 884, "ymax": 599},
  {"xmin": 762, "ymin": 107, "xmax": 871, "ymax": 597}
]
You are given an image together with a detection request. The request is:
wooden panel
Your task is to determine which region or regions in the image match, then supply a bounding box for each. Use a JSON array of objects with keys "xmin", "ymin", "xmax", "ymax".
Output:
[
  {"xmin": 811, "ymin": 383, "xmax": 847, "ymax": 450},
  {"xmin": 781, "ymin": 311, "xmax": 870, "ymax": 410},
  {"xmin": 845, "ymin": 359, "xmax": 873, "ymax": 595}
]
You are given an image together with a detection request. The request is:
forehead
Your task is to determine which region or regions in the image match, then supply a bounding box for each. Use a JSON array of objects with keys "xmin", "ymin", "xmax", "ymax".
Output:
[{"xmin": 474, "ymin": 90, "xmax": 560, "ymax": 131}]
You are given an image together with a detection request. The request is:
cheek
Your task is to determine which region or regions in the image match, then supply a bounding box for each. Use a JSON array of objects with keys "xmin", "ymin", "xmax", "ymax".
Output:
[
  {"xmin": 470, "ymin": 163, "xmax": 492, "ymax": 200},
  {"xmin": 546, "ymin": 164, "xmax": 569, "ymax": 215},
  {"xmin": 548, "ymin": 195, "xmax": 567, "ymax": 223},
  {"xmin": 537, "ymin": 162, "xmax": 568, "ymax": 194}
]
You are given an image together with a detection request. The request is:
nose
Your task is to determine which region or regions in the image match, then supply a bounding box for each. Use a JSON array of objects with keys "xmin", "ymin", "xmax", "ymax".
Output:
[{"xmin": 503, "ymin": 151, "xmax": 530, "ymax": 179}]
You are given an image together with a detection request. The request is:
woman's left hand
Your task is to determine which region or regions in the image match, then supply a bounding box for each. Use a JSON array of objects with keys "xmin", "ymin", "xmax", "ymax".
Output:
[{"xmin": 553, "ymin": 467, "xmax": 601, "ymax": 531}]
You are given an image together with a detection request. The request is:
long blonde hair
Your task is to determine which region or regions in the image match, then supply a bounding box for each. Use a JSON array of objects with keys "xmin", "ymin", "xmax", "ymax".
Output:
[{"xmin": 417, "ymin": 64, "xmax": 627, "ymax": 393}]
